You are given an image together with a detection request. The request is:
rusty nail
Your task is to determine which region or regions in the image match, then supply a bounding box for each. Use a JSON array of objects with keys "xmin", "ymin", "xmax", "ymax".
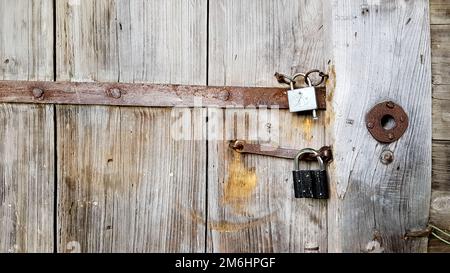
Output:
[
  {"xmin": 274, "ymin": 72, "xmax": 285, "ymax": 84},
  {"xmin": 367, "ymin": 122, "xmax": 374, "ymax": 129},
  {"xmin": 32, "ymin": 88, "xmax": 44, "ymax": 99},
  {"xmin": 380, "ymin": 150, "xmax": 394, "ymax": 165},
  {"xmin": 386, "ymin": 101, "xmax": 395, "ymax": 109},
  {"xmin": 388, "ymin": 133, "xmax": 394, "ymax": 140},
  {"xmin": 108, "ymin": 88, "xmax": 122, "ymax": 99}
]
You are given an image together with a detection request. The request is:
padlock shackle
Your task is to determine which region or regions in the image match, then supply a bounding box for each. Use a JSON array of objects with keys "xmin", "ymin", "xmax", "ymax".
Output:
[
  {"xmin": 291, "ymin": 73, "xmax": 312, "ymax": 88},
  {"xmin": 294, "ymin": 148, "xmax": 325, "ymax": 170}
]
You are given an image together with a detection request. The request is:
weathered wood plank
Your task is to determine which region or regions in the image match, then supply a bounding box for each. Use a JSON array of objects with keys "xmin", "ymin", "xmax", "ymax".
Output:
[
  {"xmin": 433, "ymin": 94, "xmax": 450, "ymax": 141},
  {"xmin": 431, "ymin": 25, "xmax": 450, "ymax": 85},
  {"xmin": 428, "ymin": 141, "xmax": 450, "ymax": 252},
  {"xmin": 0, "ymin": 0, "xmax": 54, "ymax": 253},
  {"xmin": 430, "ymin": 0, "xmax": 450, "ymax": 25},
  {"xmin": 430, "ymin": 0, "xmax": 450, "ymax": 253},
  {"xmin": 430, "ymin": 0, "xmax": 450, "ymax": 254},
  {"xmin": 429, "ymin": 190, "xmax": 450, "ymax": 252},
  {"xmin": 430, "ymin": 24, "xmax": 450, "ymax": 140},
  {"xmin": 324, "ymin": 0, "xmax": 432, "ymax": 252},
  {"xmin": 432, "ymin": 141, "xmax": 450, "ymax": 192},
  {"xmin": 207, "ymin": 0, "xmax": 327, "ymax": 252},
  {"xmin": 0, "ymin": 80, "xmax": 327, "ymax": 109},
  {"xmin": 56, "ymin": 0, "xmax": 207, "ymax": 252}
]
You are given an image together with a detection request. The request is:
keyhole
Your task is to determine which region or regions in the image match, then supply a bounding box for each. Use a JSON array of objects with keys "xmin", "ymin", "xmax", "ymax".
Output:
[{"xmin": 381, "ymin": 115, "xmax": 396, "ymax": 130}]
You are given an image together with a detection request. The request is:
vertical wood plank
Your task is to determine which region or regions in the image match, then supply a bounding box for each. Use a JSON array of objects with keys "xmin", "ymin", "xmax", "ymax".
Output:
[
  {"xmin": 0, "ymin": 0, "xmax": 54, "ymax": 252},
  {"xmin": 429, "ymin": 142, "xmax": 450, "ymax": 252},
  {"xmin": 324, "ymin": 0, "xmax": 432, "ymax": 252},
  {"xmin": 431, "ymin": 25, "xmax": 450, "ymax": 85},
  {"xmin": 429, "ymin": 0, "xmax": 450, "ymax": 253},
  {"xmin": 207, "ymin": 0, "xmax": 327, "ymax": 252},
  {"xmin": 56, "ymin": 0, "xmax": 207, "ymax": 252},
  {"xmin": 430, "ymin": 0, "xmax": 450, "ymax": 25}
]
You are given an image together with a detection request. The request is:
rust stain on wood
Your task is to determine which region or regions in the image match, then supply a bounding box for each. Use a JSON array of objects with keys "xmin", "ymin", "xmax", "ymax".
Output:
[
  {"xmin": 186, "ymin": 206, "xmax": 274, "ymax": 233},
  {"xmin": 302, "ymin": 118, "xmax": 313, "ymax": 140},
  {"xmin": 222, "ymin": 152, "xmax": 257, "ymax": 214},
  {"xmin": 208, "ymin": 214, "xmax": 274, "ymax": 233},
  {"xmin": 326, "ymin": 65, "xmax": 336, "ymax": 103},
  {"xmin": 325, "ymin": 65, "xmax": 336, "ymax": 127}
]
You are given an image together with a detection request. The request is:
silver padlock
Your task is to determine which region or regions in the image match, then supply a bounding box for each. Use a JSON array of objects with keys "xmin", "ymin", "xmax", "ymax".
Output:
[{"xmin": 287, "ymin": 73, "xmax": 318, "ymax": 119}]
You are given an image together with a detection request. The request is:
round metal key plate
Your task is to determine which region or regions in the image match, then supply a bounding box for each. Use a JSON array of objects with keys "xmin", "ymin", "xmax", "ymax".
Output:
[{"xmin": 365, "ymin": 101, "xmax": 409, "ymax": 143}]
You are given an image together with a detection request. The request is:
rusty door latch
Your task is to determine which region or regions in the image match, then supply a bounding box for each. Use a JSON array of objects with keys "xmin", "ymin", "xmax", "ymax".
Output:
[{"xmin": 230, "ymin": 140, "xmax": 333, "ymax": 163}]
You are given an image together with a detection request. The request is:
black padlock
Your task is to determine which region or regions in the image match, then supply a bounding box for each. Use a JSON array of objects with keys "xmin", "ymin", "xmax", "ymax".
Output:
[{"xmin": 292, "ymin": 148, "xmax": 328, "ymax": 199}]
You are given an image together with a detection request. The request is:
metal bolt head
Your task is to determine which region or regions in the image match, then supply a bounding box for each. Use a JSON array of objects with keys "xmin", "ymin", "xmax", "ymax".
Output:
[
  {"xmin": 388, "ymin": 133, "xmax": 394, "ymax": 140},
  {"xmin": 32, "ymin": 88, "xmax": 44, "ymax": 99},
  {"xmin": 380, "ymin": 150, "xmax": 394, "ymax": 165},
  {"xmin": 367, "ymin": 122, "xmax": 374, "ymax": 129},
  {"xmin": 386, "ymin": 101, "xmax": 395, "ymax": 109},
  {"xmin": 231, "ymin": 140, "xmax": 244, "ymax": 151},
  {"xmin": 108, "ymin": 88, "xmax": 122, "ymax": 99},
  {"xmin": 218, "ymin": 90, "xmax": 230, "ymax": 101}
]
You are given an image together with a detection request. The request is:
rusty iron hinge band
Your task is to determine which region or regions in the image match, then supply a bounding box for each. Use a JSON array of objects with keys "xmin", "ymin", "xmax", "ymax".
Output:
[
  {"xmin": 230, "ymin": 140, "xmax": 333, "ymax": 163},
  {"xmin": 0, "ymin": 80, "xmax": 326, "ymax": 109}
]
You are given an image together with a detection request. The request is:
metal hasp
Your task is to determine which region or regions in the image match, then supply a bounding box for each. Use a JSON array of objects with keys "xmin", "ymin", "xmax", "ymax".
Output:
[
  {"xmin": 365, "ymin": 101, "xmax": 409, "ymax": 143},
  {"xmin": 0, "ymin": 80, "xmax": 327, "ymax": 109},
  {"xmin": 230, "ymin": 140, "xmax": 333, "ymax": 163}
]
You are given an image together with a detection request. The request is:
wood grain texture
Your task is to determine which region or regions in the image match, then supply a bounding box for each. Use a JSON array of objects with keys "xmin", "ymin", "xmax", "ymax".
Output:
[
  {"xmin": 432, "ymin": 141, "xmax": 450, "ymax": 192},
  {"xmin": 0, "ymin": 0, "xmax": 54, "ymax": 252},
  {"xmin": 428, "ymin": 141, "xmax": 450, "ymax": 252},
  {"xmin": 431, "ymin": 25, "xmax": 450, "ymax": 85},
  {"xmin": 433, "ymin": 91, "xmax": 450, "ymax": 141},
  {"xmin": 430, "ymin": 0, "xmax": 450, "ymax": 25},
  {"xmin": 428, "ymin": 189, "xmax": 450, "ymax": 252},
  {"xmin": 431, "ymin": 24, "xmax": 450, "ymax": 140},
  {"xmin": 56, "ymin": 0, "xmax": 207, "ymax": 252},
  {"xmin": 57, "ymin": 106, "xmax": 206, "ymax": 252},
  {"xmin": 430, "ymin": 0, "xmax": 450, "ymax": 253},
  {"xmin": 207, "ymin": 0, "xmax": 327, "ymax": 253},
  {"xmin": 324, "ymin": 0, "xmax": 432, "ymax": 252}
]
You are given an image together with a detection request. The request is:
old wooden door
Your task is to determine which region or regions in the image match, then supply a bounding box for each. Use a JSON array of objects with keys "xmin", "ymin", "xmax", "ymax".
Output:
[{"xmin": 0, "ymin": 0, "xmax": 438, "ymax": 253}]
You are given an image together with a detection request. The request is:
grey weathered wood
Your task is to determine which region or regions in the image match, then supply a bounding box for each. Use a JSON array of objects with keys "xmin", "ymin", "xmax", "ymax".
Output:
[
  {"xmin": 431, "ymin": 25, "xmax": 450, "ymax": 85},
  {"xmin": 430, "ymin": 0, "xmax": 450, "ymax": 25},
  {"xmin": 429, "ymin": 141, "xmax": 450, "ymax": 252},
  {"xmin": 431, "ymin": 24, "xmax": 450, "ymax": 140},
  {"xmin": 429, "ymin": 189, "xmax": 450, "ymax": 252},
  {"xmin": 0, "ymin": 0, "xmax": 54, "ymax": 253},
  {"xmin": 432, "ymin": 141, "xmax": 450, "ymax": 192},
  {"xmin": 207, "ymin": 0, "xmax": 327, "ymax": 252},
  {"xmin": 324, "ymin": 0, "xmax": 432, "ymax": 252},
  {"xmin": 429, "ymin": 0, "xmax": 450, "ymax": 253},
  {"xmin": 433, "ymin": 88, "xmax": 450, "ymax": 141},
  {"xmin": 56, "ymin": 0, "xmax": 207, "ymax": 252}
]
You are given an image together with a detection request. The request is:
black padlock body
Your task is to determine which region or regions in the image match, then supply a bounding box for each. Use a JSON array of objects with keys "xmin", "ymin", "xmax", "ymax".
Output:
[{"xmin": 293, "ymin": 170, "xmax": 328, "ymax": 199}]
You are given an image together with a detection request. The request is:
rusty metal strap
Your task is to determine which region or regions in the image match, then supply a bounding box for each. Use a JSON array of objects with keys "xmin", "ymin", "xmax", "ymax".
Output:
[
  {"xmin": 230, "ymin": 140, "xmax": 333, "ymax": 163},
  {"xmin": 0, "ymin": 80, "xmax": 326, "ymax": 109}
]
